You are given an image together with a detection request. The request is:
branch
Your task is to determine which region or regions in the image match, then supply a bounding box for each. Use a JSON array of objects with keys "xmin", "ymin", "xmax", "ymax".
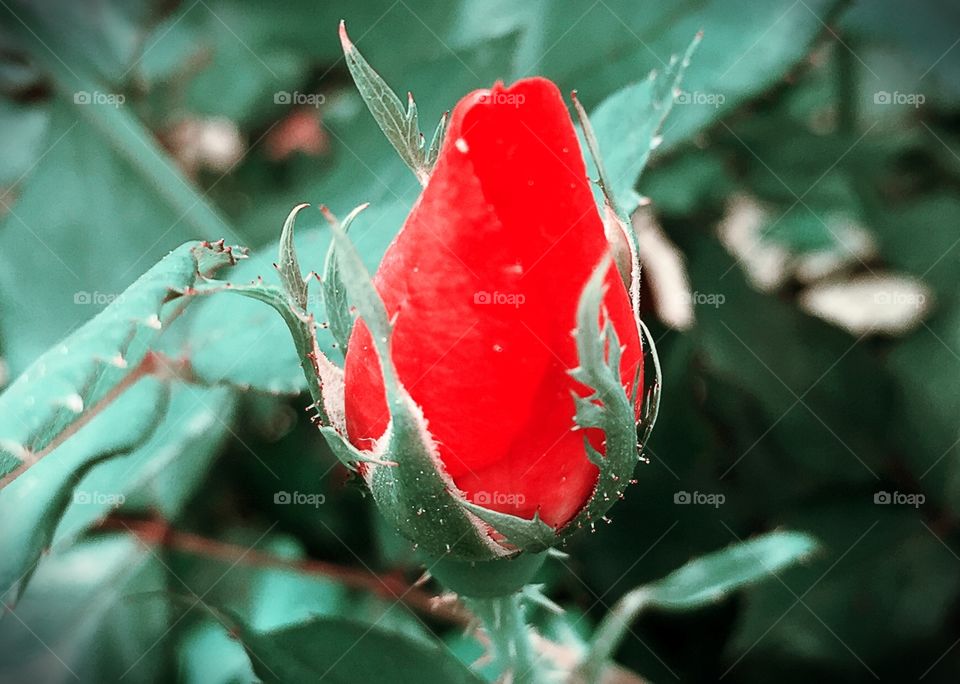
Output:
[{"xmin": 94, "ymin": 514, "xmax": 471, "ymax": 626}]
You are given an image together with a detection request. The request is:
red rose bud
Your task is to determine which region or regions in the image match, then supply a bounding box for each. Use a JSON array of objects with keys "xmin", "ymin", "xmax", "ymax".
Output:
[{"xmin": 343, "ymin": 77, "xmax": 644, "ymax": 540}]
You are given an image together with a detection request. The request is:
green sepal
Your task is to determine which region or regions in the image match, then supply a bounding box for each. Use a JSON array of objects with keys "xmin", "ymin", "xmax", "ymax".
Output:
[
  {"xmin": 322, "ymin": 207, "xmax": 507, "ymax": 561},
  {"xmin": 276, "ymin": 203, "xmax": 310, "ymax": 311},
  {"xmin": 317, "ymin": 425, "xmax": 393, "ymax": 472},
  {"xmin": 429, "ymin": 552, "xmax": 547, "ymax": 598},
  {"xmin": 560, "ymin": 256, "xmax": 659, "ymax": 542},
  {"xmin": 460, "ymin": 502, "xmax": 557, "ymax": 553},
  {"xmin": 321, "ymin": 204, "xmax": 366, "ymax": 359},
  {"xmin": 520, "ymin": 584, "xmax": 564, "ymax": 615},
  {"xmin": 184, "ymin": 278, "xmax": 330, "ymax": 426},
  {"xmin": 426, "ymin": 111, "xmax": 448, "ymax": 170},
  {"xmin": 339, "ymin": 21, "xmax": 431, "ymax": 186},
  {"xmin": 635, "ymin": 317, "xmax": 663, "ymax": 451}
]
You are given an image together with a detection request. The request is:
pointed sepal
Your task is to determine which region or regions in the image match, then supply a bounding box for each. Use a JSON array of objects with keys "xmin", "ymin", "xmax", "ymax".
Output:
[
  {"xmin": 339, "ymin": 21, "xmax": 431, "ymax": 186},
  {"xmin": 277, "ymin": 203, "xmax": 310, "ymax": 311},
  {"xmin": 460, "ymin": 503, "xmax": 557, "ymax": 552},
  {"xmin": 558, "ymin": 256, "xmax": 660, "ymax": 543},
  {"xmin": 321, "ymin": 204, "xmax": 367, "ymax": 358}
]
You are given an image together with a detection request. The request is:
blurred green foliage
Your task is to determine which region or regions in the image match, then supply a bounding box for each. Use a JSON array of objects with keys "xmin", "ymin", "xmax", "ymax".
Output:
[{"xmin": 1, "ymin": 0, "xmax": 959, "ymax": 682}]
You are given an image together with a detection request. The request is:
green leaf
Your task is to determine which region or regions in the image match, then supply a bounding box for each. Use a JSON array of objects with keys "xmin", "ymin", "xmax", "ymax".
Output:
[
  {"xmin": 0, "ymin": 98, "xmax": 49, "ymax": 186},
  {"xmin": 0, "ymin": 534, "xmax": 171, "ymax": 682},
  {"xmin": 0, "ymin": 8, "xmax": 242, "ymax": 373},
  {"xmin": 177, "ymin": 621, "xmax": 255, "ymax": 684},
  {"xmin": 61, "ymin": 384, "xmax": 236, "ymax": 534},
  {"xmin": 731, "ymin": 504, "xmax": 959, "ymax": 669},
  {"xmin": 502, "ymin": 0, "xmax": 845, "ymax": 147},
  {"xmin": 0, "ymin": 240, "xmax": 241, "ymax": 482},
  {"xmin": 1, "ymin": 0, "xmax": 157, "ymax": 83},
  {"xmin": 578, "ymin": 33, "xmax": 701, "ymax": 216},
  {"xmin": 0, "ymin": 234, "xmax": 241, "ymax": 602},
  {"xmin": 643, "ymin": 530, "xmax": 818, "ymax": 609},
  {"xmin": 239, "ymin": 616, "xmax": 484, "ymax": 684},
  {"xmin": 0, "ymin": 379, "xmax": 167, "ymax": 603},
  {"xmin": 580, "ymin": 531, "xmax": 818, "ymax": 680}
]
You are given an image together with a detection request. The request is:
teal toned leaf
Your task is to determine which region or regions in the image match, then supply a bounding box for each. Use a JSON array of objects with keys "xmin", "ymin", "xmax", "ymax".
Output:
[
  {"xmin": 0, "ymin": 379, "xmax": 167, "ymax": 602},
  {"xmin": 643, "ymin": 530, "xmax": 818, "ymax": 609},
  {"xmin": 578, "ymin": 34, "xmax": 701, "ymax": 216},
  {"xmin": 0, "ymin": 240, "xmax": 242, "ymax": 482},
  {"xmin": 239, "ymin": 616, "xmax": 484, "ymax": 684},
  {"xmin": 580, "ymin": 531, "xmax": 818, "ymax": 680}
]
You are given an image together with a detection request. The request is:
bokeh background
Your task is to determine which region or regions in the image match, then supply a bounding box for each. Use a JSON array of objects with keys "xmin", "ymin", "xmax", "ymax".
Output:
[{"xmin": 1, "ymin": 0, "xmax": 959, "ymax": 682}]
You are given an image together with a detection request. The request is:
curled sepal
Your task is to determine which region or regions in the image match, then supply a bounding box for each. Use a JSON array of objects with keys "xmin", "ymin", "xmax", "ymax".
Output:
[
  {"xmin": 460, "ymin": 503, "xmax": 557, "ymax": 552},
  {"xmin": 181, "ymin": 279, "xmax": 335, "ymax": 427},
  {"xmin": 636, "ymin": 316, "xmax": 662, "ymax": 451},
  {"xmin": 276, "ymin": 203, "xmax": 310, "ymax": 311},
  {"xmin": 340, "ymin": 21, "xmax": 433, "ymax": 186},
  {"xmin": 321, "ymin": 204, "xmax": 367, "ymax": 359},
  {"xmin": 561, "ymin": 256, "xmax": 651, "ymax": 541},
  {"xmin": 317, "ymin": 425, "xmax": 394, "ymax": 472},
  {"xmin": 323, "ymin": 208, "xmax": 509, "ymax": 561}
]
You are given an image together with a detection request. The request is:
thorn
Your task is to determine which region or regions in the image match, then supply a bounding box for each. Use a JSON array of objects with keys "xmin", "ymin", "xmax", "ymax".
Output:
[
  {"xmin": 319, "ymin": 204, "xmax": 336, "ymax": 225},
  {"xmin": 338, "ymin": 20, "xmax": 353, "ymax": 53}
]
